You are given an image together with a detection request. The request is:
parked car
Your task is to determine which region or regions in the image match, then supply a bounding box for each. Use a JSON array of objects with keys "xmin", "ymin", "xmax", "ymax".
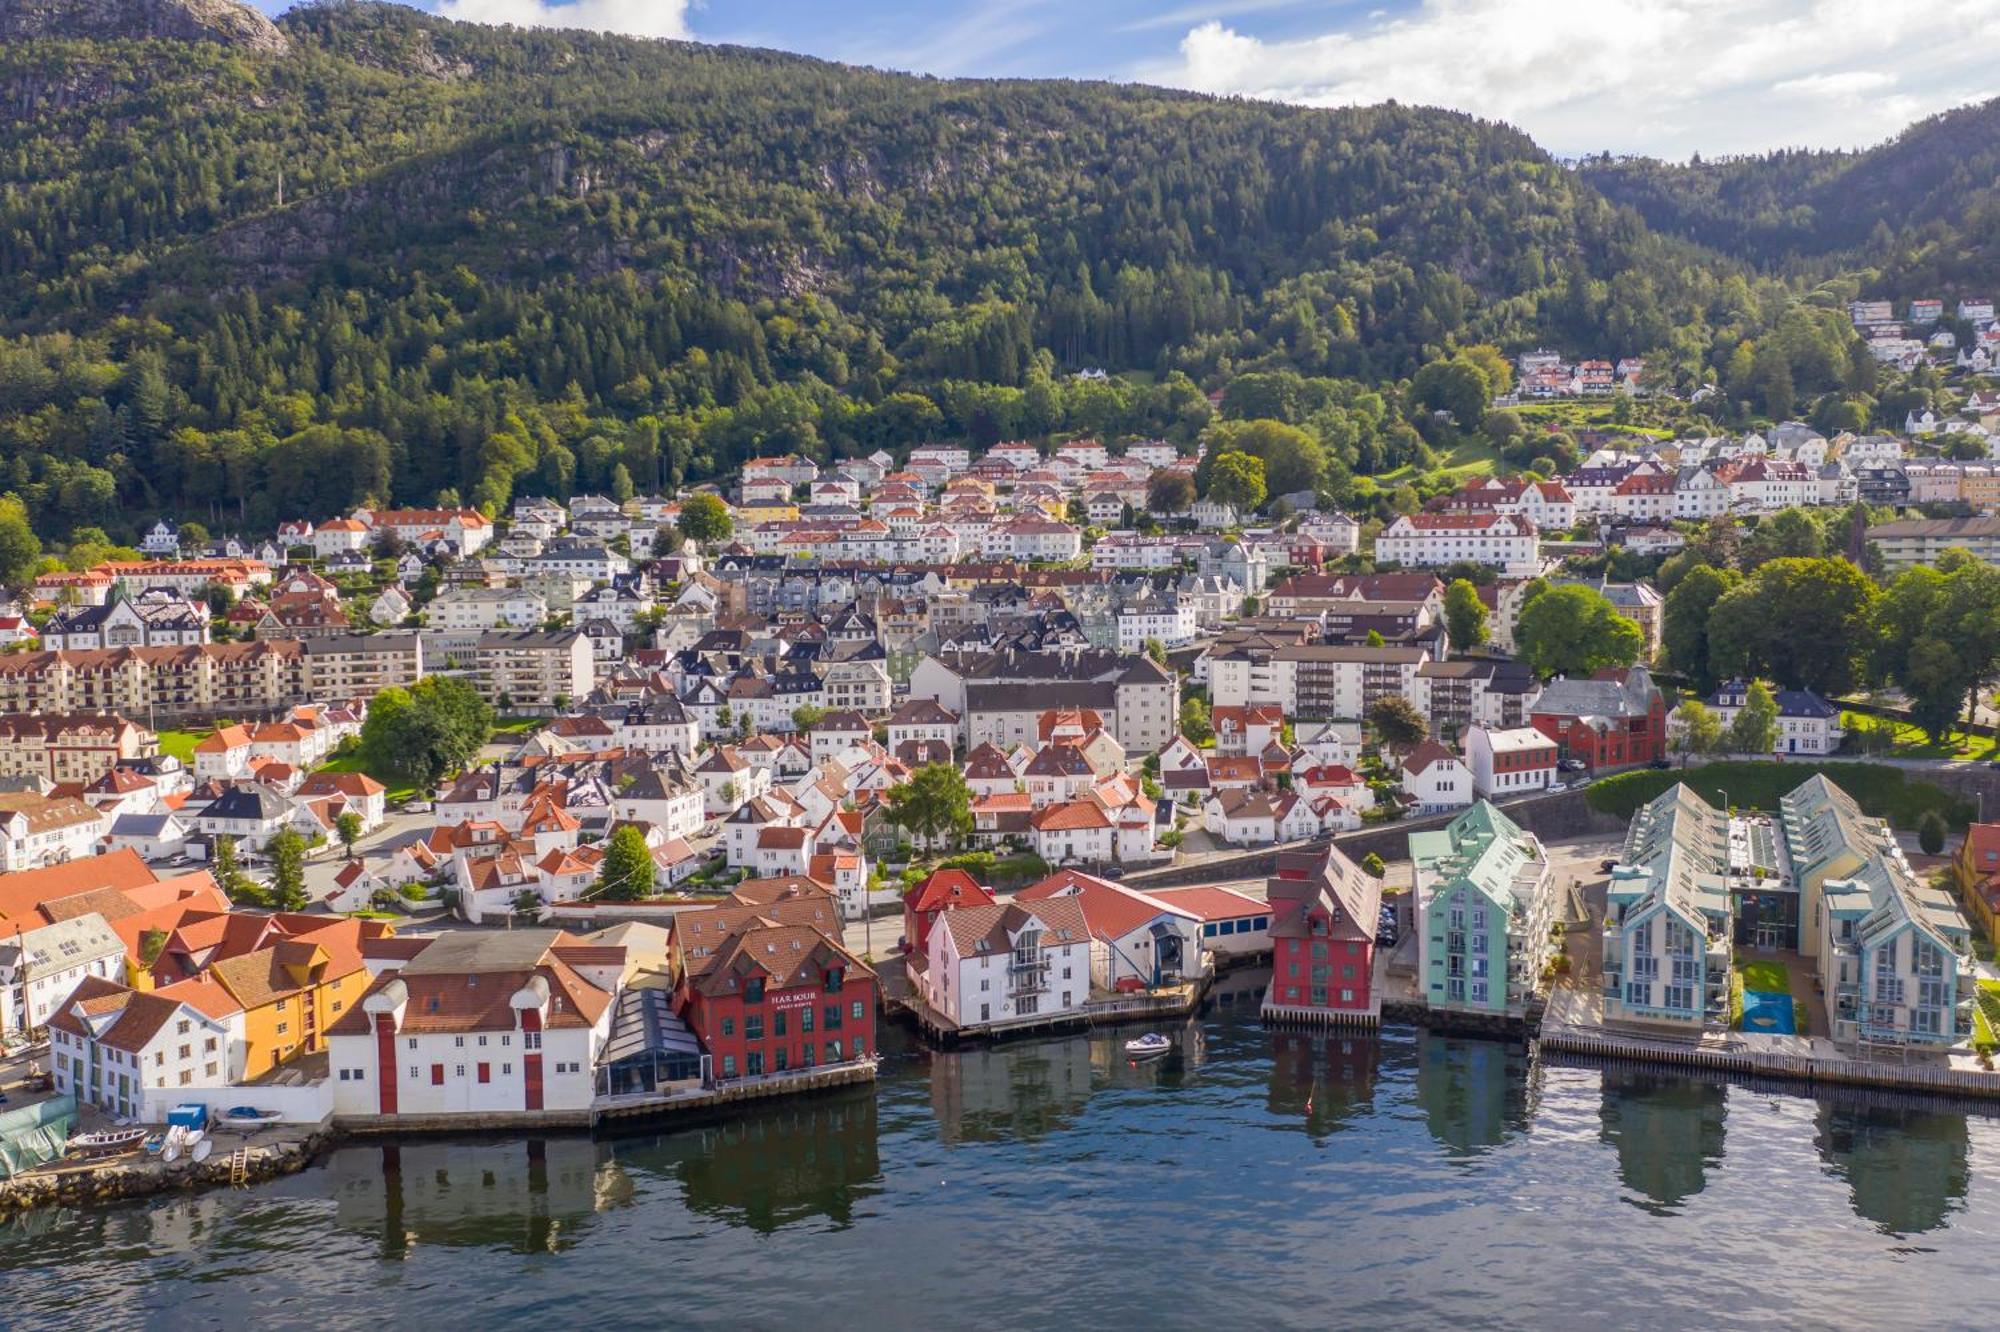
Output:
[
  {"xmin": 1649, "ymin": 758, "xmax": 1672, "ymax": 770},
  {"xmin": 1558, "ymin": 758, "xmax": 1587, "ymax": 773}
]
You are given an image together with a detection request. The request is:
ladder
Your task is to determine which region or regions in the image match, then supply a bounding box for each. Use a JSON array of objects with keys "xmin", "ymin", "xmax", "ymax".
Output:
[{"xmin": 229, "ymin": 1148, "xmax": 249, "ymax": 1186}]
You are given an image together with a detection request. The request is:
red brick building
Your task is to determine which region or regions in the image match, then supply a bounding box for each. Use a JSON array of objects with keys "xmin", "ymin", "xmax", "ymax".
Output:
[
  {"xmin": 1261, "ymin": 842, "xmax": 1383, "ymax": 1020},
  {"xmin": 1528, "ymin": 665, "xmax": 1666, "ymax": 772},
  {"xmin": 671, "ymin": 901, "xmax": 877, "ymax": 1081}
]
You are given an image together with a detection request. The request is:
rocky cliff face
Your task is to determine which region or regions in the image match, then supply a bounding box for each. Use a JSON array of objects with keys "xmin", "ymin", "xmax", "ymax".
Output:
[{"xmin": 0, "ymin": 0, "xmax": 290, "ymax": 53}]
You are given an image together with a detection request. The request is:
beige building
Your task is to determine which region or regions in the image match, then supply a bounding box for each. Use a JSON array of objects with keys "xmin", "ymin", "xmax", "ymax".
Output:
[
  {"xmin": 0, "ymin": 713, "xmax": 156, "ymax": 785},
  {"xmin": 476, "ymin": 632, "xmax": 594, "ymax": 712},
  {"xmin": 300, "ymin": 634, "xmax": 425, "ymax": 699}
]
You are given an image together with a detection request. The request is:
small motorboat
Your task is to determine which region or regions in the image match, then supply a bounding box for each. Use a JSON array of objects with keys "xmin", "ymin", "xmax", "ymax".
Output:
[
  {"xmin": 1123, "ymin": 1032, "xmax": 1171, "ymax": 1058},
  {"xmin": 68, "ymin": 1128, "xmax": 148, "ymax": 1156},
  {"xmin": 222, "ymin": 1106, "xmax": 281, "ymax": 1125}
]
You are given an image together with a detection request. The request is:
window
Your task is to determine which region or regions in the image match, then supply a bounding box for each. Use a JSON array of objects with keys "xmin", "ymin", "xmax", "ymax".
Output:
[
  {"xmin": 745, "ymin": 1015, "xmax": 764, "ymax": 1041},
  {"xmin": 410, "ymin": 1066, "xmax": 420, "ymax": 1079},
  {"xmin": 826, "ymin": 1040, "xmax": 843, "ymax": 1062},
  {"xmin": 747, "ymin": 1051, "xmax": 765, "ymax": 1075},
  {"xmin": 744, "ymin": 978, "xmax": 765, "ymax": 1004},
  {"xmin": 477, "ymin": 1035, "xmax": 488, "ymax": 1047},
  {"xmin": 524, "ymin": 1031, "xmax": 541, "ymax": 1050},
  {"xmin": 851, "ymin": 1001, "xmax": 864, "ymax": 1022},
  {"xmin": 276, "ymin": 1023, "xmax": 288, "ymax": 1036},
  {"xmin": 801, "ymin": 1006, "xmax": 815, "ymax": 1033},
  {"xmin": 407, "ymin": 1038, "xmax": 418, "ymax": 1050},
  {"xmin": 825, "ymin": 1004, "xmax": 843, "ymax": 1031},
  {"xmin": 722, "ymin": 1055, "xmax": 736, "ymax": 1077},
  {"xmin": 721, "ymin": 1017, "xmax": 734, "ymax": 1038}
]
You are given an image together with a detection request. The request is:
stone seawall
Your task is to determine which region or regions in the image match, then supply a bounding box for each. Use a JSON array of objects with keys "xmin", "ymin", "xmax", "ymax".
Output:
[{"xmin": 0, "ymin": 1131, "xmax": 332, "ymax": 1214}]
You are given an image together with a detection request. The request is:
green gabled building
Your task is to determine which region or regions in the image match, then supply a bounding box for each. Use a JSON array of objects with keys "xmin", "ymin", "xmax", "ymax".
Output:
[{"xmin": 1412, "ymin": 801, "xmax": 1554, "ymax": 1014}]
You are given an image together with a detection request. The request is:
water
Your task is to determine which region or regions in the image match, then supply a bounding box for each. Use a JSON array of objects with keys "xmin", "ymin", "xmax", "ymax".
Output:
[{"xmin": 4, "ymin": 969, "xmax": 1998, "ymax": 1330}]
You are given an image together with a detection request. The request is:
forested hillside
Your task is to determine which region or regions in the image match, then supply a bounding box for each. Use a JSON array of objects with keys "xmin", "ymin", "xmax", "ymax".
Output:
[
  {"xmin": 0, "ymin": 0, "xmax": 1981, "ymax": 544},
  {"xmin": 1576, "ymin": 97, "xmax": 2000, "ymax": 292}
]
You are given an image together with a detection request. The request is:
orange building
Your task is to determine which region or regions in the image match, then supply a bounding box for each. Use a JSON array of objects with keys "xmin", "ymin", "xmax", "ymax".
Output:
[{"xmin": 204, "ymin": 919, "xmax": 371, "ymax": 1077}]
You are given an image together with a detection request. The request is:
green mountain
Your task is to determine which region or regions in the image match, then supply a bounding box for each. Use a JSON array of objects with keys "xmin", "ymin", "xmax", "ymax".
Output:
[
  {"xmin": 1576, "ymin": 97, "xmax": 2000, "ymax": 291},
  {"xmin": 0, "ymin": 0, "xmax": 1977, "ymax": 547}
]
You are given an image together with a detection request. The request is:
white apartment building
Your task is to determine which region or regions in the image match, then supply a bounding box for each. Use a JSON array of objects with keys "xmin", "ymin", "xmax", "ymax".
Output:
[
  {"xmin": 425, "ymin": 587, "xmax": 549, "ymax": 632},
  {"xmin": 918, "ymin": 897, "xmax": 1092, "ymax": 1030},
  {"xmin": 1465, "ymin": 725, "xmax": 1558, "ymax": 798},
  {"xmin": 0, "ymin": 913, "xmax": 125, "ymax": 1036},
  {"xmin": 1375, "ymin": 513, "xmax": 1539, "ymax": 575}
]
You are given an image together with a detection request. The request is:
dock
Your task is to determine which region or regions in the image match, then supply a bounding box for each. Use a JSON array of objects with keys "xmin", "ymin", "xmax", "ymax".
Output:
[
  {"xmin": 889, "ymin": 968, "xmax": 1212, "ymax": 1045},
  {"xmin": 1536, "ymin": 985, "xmax": 2000, "ymax": 1100}
]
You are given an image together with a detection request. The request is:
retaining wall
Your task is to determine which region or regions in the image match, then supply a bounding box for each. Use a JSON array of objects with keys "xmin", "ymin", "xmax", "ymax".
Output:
[{"xmin": 1127, "ymin": 786, "xmax": 1626, "ymax": 889}]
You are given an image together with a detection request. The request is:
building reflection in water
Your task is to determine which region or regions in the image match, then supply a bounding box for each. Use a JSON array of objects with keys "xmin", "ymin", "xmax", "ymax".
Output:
[
  {"xmin": 1597, "ymin": 1066, "xmax": 1726, "ymax": 1214},
  {"xmin": 327, "ymin": 1138, "xmax": 632, "ymax": 1258},
  {"xmin": 1414, "ymin": 1030, "xmax": 1530, "ymax": 1160},
  {"xmin": 929, "ymin": 1036, "xmax": 1097, "ymax": 1145},
  {"xmin": 1267, "ymin": 1028, "xmax": 1379, "ymax": 1137},
  {"xmin": 666, "ymin": 1091, "xmax": 881, "ymax": 1234},
  {"xmin": 1815, "ymin": 1095, "xmax": 1970, "ymax": 1236}
]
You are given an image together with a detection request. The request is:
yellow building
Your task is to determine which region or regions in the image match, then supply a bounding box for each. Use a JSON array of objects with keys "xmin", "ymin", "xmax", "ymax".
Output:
[
  {"xmin": 733, "ymin": 503, "xmax": 799, "ymax": 526},
  {"xmin": 207, "ymin": 923, "xmax": 370, "ymax": 1077}
]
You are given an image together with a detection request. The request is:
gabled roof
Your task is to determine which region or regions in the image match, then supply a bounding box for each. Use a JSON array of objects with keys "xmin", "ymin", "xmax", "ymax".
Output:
[{"xmin": 906, "ymin": 869, "xmax": 995, "ymax": 916}]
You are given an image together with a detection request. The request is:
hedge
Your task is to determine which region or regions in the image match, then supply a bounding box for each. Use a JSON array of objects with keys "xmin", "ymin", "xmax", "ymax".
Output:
[{"xmin": 1585, "ymin": 761, "xmax": 1973, "ymax": 830}]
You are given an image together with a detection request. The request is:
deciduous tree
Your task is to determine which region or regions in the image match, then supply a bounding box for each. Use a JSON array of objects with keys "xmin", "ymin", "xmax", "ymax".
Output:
[
  {"xmin": 1514, "ymin": 584, "xmax": 1644, "ymax": 680},
  {"xmin": 1443, "ymin": 578, "xmax": 1489, "ymax": 651}
]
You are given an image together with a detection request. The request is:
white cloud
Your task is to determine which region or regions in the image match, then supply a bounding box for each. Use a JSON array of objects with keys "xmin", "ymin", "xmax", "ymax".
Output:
[
  {"xmin": 430, "ymin": 0, "xmax": 694, "ymax": 40},
  {"xmin": 1149, "ymin": 0, "xmax": 2000, "ymax": 159}
]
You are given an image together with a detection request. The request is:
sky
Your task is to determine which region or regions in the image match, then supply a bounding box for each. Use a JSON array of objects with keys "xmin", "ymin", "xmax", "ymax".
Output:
[{"xmin": 250, "ymin": 0, "xmax": 2000, "ymax": 160}]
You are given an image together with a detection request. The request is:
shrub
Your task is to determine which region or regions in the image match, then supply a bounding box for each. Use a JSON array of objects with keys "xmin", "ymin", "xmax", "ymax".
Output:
[
  {"xmin": 1587, "ymin": 761, "xmax": 1972, "ymax": 830},
  {"xmin": 1918, "ymin": 810, "xmax": 1947, "ymax": 855}
]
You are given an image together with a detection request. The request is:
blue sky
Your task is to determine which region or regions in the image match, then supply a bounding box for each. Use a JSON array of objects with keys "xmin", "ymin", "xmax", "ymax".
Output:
[{"xmin": 250, "ymin": 0, "xmax": 2000, "ymax": 160}]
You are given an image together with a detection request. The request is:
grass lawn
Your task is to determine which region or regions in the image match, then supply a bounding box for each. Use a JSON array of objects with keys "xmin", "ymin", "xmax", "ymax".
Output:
[
  {"xmin": 488, "ymin": 717, "xmax": 551, "ymax": 740},
  {"xmin": 157, "ymin": 729, "xmax": 209, "ymax": 764},
  {"xmin": 1840, "ymin": 712, "xmax": 2000, "ymax": 762},
  {"xmin": 1738, "ymin": 957, "xmax": 1792, "ymax": 994},
  {"xmin": 1377, "ymin": 438, "xmax": 1500, "ymax": 484},
  {"xmin": 315, "ymin": 752, "xmax": 419, "ymax": 804},
  {"xmin": 1975, "ymin": 980, "xmax": 2000, "ymax": 1053}
]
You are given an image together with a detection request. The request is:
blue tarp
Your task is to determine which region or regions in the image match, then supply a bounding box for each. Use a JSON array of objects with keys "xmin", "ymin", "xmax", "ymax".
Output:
[
  {"xmin": 167, "ymin": 1104, "xmax": 209, "ymax": 1131},
  {"xmin": 1741, "ymin": 989, "xmax": 1796, "ymax": 1035}
]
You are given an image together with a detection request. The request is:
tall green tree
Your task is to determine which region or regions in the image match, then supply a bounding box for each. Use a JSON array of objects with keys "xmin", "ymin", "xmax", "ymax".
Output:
[
  {"xmin": 362, "ymin": 676, "xmax": 494, "ymax": 791},
  {"xmin": 1674, "ymin": 699, "xmax": 1723, "ymax": 759},
  {"xmin": 1514, "ymin": 584, "xmax": 1645, "ymax": 680},
  {"xmin": 1146, "ymin": 471, "xmax": 1195, "ymax": 514},
  {"xmin": 676, "ymin": 493, "xmax": 733, "ymax": 545},
  {"xmin": 1867, "ymin": 554, "xmax": 2000, "ymax": 742},
  {"xmin": 1726, "ymin": 681, "xmax": 1779, "ymax": 756},
  {"xmin": 269, "ymin": 827, "xmax": 309, "ymax": 912},
  {"xmin": 1204, "ymin": 451, "xmax": 1266, "ymax": 513},
  {"xmin": 1708, "ymin": 557, "xmax": 1876, "ymax": 696},
  {"xmin": 595, "ymin": 824, "xmax": 656, "ymax": 901},
  {"xmin": 1443, "ymin": 578, "xmax": 1489, "ymax": 652},
  {"xmin": 335, "ymin": 811, "xmax": 364, "ymax": 859},
  {"xmin": 1660, "ymin": 563, "xmax": 1739, "ymax": 691},
  {"xmin": 885, "ymin": 763, "xmax": 974, "ymax": 851},
  {"xmin": 0, "ymin": 496, "xmax": 42, "ymax": 589},
  {"xmin": 1366, "ymin": 695, "xmax": 1429, "ymax": 751}
]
